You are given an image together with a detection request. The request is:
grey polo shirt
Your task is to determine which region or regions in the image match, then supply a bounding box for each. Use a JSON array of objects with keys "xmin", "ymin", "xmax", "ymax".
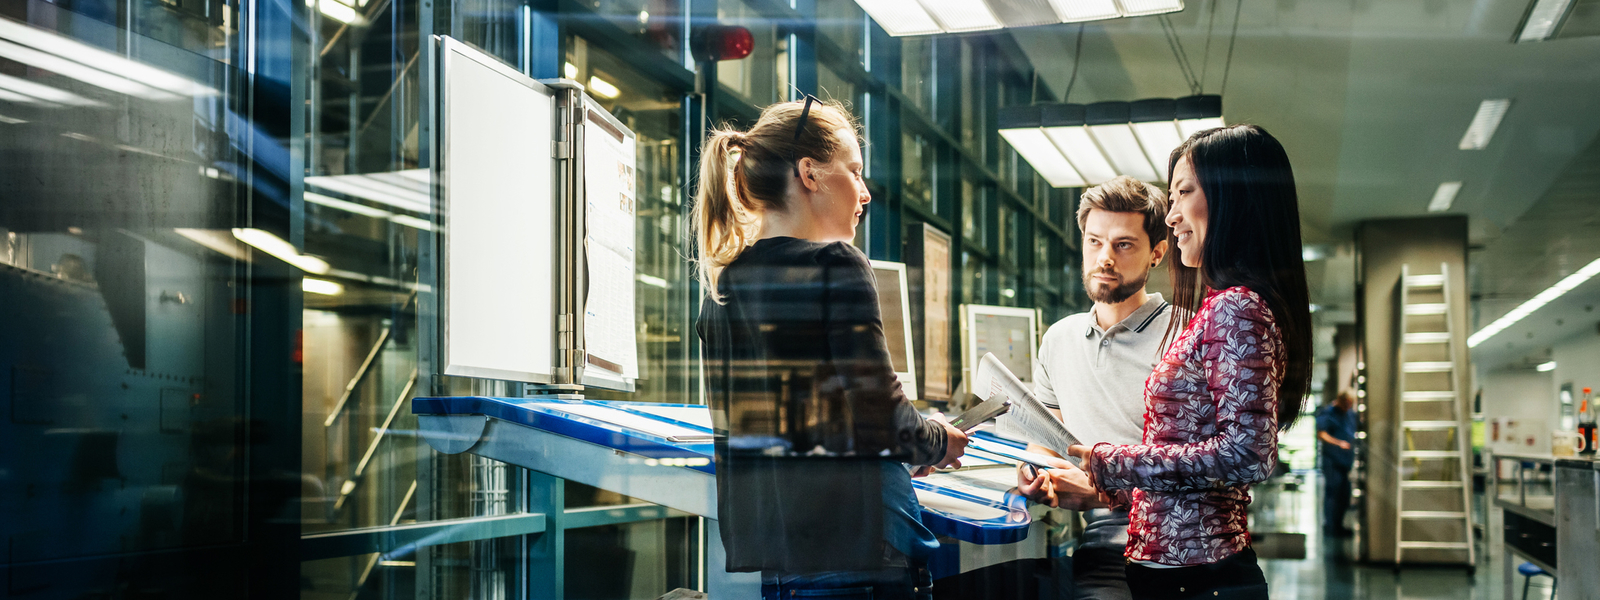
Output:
[{"xmin": 1031, "ymin": 293, "xmax": 1171, "ymax": 551}]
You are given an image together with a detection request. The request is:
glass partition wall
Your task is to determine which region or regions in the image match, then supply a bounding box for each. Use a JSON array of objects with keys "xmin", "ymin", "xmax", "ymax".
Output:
[{"xmin": 0, "ymin": 0, "xmax": 1081, "ymax": 595}]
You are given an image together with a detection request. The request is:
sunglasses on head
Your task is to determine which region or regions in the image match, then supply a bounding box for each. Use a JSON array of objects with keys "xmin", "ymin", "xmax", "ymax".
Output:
[{"xmin": 792, "ymin": 94, "xmax": 817, "ymax": 178}]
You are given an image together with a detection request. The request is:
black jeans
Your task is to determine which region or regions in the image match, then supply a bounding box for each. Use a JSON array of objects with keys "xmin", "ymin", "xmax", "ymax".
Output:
[
  {"xmin": 1072, "ymin": 546, "xmax": 1133, "ymax": 600},
  {"xmin": 760, "ymin": 565, "xmax": 931, "ymax": 600},
  {"xmin": 1123, "ymin": 548, "xmax": 1267, "ymax": 600}
]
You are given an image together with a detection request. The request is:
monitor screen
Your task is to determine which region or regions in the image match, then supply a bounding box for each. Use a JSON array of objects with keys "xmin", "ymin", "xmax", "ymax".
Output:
[
  {"xmin": 871, "ymin": 261, "xmax": 919, "ymax": 401},
  {"xmin": 961, "ymin": 305, "xmax": 1039, "ymax": 397},
  {"xmin": 971, "ymin": 314, "xmax": 1035, "ymax": 383}
]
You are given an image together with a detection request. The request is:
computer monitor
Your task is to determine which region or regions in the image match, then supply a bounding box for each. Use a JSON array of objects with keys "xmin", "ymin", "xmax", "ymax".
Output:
[
  {"xmin": 959, "ymin": 304, "xmax": 1039, "ymax": 408},
  {"xmin": 871, "ymin": 260, "xmax": 919, "ymax": 401}
]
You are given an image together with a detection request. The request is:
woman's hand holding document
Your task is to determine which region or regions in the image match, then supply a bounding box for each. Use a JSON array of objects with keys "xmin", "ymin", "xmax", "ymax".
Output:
[{"xmin": 971, "ymin": 352, "xmax": 1076, "ymax": 458}]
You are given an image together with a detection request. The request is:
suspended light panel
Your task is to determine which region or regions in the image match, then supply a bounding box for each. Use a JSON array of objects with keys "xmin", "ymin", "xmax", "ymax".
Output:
[
  {"xmin": 1000, "ymin": 95, "xmax": 1221, "ymax": 188},
  {"xmin": 1131, "ymin": 121, "xmax": 1182, "ymax": 180},
  {"xmin": 855, "ymin": 0, "xmax": 1181, "ymax": 36},
  {"xmin": 999, "ymin": 128, "xmax": 1085, "ymax": 187},
  {"xmin": 853, "ymin": 0, "xmax": 942, "ymax": 36},
  {"xmin": 1046, "ymin": 126, "xmax": 1119, "ymax": 185},
  {"xmin": 919, "ymin": 0, "xmax": 1004, "ymax": 32},
  {"xmin": 1049, "ymin": 0, "xmax": 1121, "ymax": 22}
]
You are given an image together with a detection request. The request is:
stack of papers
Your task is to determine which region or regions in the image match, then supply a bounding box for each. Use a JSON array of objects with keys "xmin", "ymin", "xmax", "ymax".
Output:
[{"xmin": 970, "ymin": 352, "xmax": 1078, "ymax": 456}]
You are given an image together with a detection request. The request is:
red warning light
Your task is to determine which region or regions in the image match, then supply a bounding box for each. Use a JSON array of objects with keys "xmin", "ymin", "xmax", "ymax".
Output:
[{"xmin": 693, "ymin": 25, "xmax": 754, "ymax": 62}]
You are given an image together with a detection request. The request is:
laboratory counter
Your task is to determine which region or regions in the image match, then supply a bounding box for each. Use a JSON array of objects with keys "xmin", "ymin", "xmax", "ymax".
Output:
[{"xmin": 1489, "ymin": 453, "xmax": 1600, "ymax": 599}]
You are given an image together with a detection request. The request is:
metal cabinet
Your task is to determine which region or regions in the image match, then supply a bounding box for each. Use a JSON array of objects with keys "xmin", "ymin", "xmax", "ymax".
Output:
[{"xmin": 1557, "ymin": 459, "xmax": 1600, "ymax": 599}]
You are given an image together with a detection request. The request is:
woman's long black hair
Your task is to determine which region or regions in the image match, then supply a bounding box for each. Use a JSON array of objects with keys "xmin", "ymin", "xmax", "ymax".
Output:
[{"xmin": 1163, "ymin": 124, "xmax": 1313, "ymax": 431}]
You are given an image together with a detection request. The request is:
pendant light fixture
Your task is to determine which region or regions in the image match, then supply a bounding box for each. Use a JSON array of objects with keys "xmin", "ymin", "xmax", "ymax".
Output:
[
  {"xmin": 852, "ymin": 0, "xmax": 1184, "ymax": 37},
  {"xmin": 999, "ymin": 94, "xmax": 1223, "ymax": 188}
]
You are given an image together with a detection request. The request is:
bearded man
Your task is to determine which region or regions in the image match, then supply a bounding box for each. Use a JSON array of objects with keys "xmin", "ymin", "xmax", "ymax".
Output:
[{"xmin": 1016, "ymin": 175, "xmax": 1171, "ymax": 600}]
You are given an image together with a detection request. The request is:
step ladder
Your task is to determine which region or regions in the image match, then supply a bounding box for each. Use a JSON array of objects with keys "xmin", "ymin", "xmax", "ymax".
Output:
[{"xmin": 1392, "ymin": 264, "xmax": 1475, "ymax": 568}]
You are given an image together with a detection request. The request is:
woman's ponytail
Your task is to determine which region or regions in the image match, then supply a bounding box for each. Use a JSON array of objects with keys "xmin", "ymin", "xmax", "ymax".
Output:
[
  {"xmin": 691, "ymin": 130, "xmax": 755, "ymax": 302},
  {"xmin": 690, "ymin": 99, "xmax": 860, "ymax": 302}
]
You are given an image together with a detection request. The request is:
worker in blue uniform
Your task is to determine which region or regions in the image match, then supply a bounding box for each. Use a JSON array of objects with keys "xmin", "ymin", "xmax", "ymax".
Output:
[{"xmin": 1316, "ymin": 391, "xmax": 1359, "ymax": 537}]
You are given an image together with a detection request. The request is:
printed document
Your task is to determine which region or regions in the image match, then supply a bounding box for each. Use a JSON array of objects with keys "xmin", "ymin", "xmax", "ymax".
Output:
[{"xmin": 971, "ymin": 352, "xmax": 1078, "ymax": 456}]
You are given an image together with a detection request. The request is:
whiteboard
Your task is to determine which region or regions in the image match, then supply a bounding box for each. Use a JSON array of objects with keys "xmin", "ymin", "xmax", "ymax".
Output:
[
  {"xmin": 581, "ymin": 99, "xmax": 640, "ymax": 385},
  {"xmin": 438, "ymin": 37, "xmax": 558, "ymax": 382}
]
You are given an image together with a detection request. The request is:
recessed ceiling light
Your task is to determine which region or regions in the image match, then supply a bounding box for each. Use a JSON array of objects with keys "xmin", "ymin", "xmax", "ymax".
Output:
[
  {"xmin": 1428, "ymin": 182, "xmax": 1462, "ymax": 212},
  {"xmin": 1536, "ymin": 360, "xmax": 1557, "ymax": 372},
  {"xmin": 1516, "ymin": 0, "xmax": 1573, "ymax": 42},
  {"xmin": 1459, "ymin": 99, "xmax": 1511, "ymax": 150}
]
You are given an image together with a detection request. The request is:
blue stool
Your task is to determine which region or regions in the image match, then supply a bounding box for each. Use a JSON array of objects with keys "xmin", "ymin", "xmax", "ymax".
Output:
[{"xmin": 1517, "ymin": 562, "xmax": 1554, "ymax": 600}]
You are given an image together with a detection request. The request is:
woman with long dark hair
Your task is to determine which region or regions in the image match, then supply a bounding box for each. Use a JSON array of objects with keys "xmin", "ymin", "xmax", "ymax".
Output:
[
  {"xmin": 1065, "ymin": 124, "xmax": 1313, "ymax": 600},
  {"xmin": 693, "ymin": 98, "xmax": 968, "ymax": 599}
]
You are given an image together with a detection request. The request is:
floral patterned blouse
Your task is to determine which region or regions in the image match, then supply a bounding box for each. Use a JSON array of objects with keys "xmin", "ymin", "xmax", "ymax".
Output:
[{"xmin": 1086, "ymin": 286, "xmax": 1284, "ymax": 566}]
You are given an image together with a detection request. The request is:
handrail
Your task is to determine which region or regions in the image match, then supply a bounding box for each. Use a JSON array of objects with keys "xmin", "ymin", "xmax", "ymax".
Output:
[
  {"xmin": 326, "ymin": 327, "xmax": 392, "ymax": 427},
  {"xmin": 351, "ymin": 51, "xmax": 421, "ymax": 145},
  {"xmin": 348, "ymin": 479, "xmax": 418, "ymax": 595},
  {"xmin": 335, "ymin": 368, "xmax": 418, "ymax": 510}
]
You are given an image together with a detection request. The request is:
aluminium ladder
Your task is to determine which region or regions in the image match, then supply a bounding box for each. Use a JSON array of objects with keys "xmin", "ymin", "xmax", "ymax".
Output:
[{"xmin": 1392, "ymin": 263, "xmax": 1476, "ymax": 569}]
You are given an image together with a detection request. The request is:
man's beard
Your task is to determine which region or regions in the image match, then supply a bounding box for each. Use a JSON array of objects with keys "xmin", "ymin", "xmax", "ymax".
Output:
[{"xmin": 1083, "ymin": 267, "xmax": 1149, "ymax": 304}]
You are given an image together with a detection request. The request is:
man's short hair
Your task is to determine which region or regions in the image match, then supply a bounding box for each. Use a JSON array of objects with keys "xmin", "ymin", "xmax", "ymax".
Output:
[{"xmin": 1075, "ymin": 175, "xmax": 1170, "ymax": 248}]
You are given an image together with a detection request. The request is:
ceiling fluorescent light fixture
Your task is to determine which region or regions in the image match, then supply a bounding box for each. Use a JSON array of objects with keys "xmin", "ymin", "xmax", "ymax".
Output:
[
  {"xmin": 1459, "ymin": 99, "xmax": 1511, "ymax": 150},
  {"xmin": 1468, "ymin": 255, "xmax": 1600, "ymax": 347},
  {"xmin": 389, "ymin": 214, "xmax": 434, "ymax": 231},
  {"xmin": 306, "ymin": 173, "xmax": 432, "ymax": 214},
  {"xmin": 853, "ymin": 0, "xmax": 942, "ymax": 36},
  {"xmin": 0, "ymin": 40, "xmax": 175, "ymax": 100},
  {"xmin": 315, "ymin": 0, "xmax": 361, "ymax": 24},
  {"xmin": 1536, "ymin": 360, "xmax": 1557, "ymax": 372},
  {"xmin": 232, "ymin": 228, "xmax": 332, "ymax": 274},
  {"xmin": 1428, "ymin": 182, "xmax": 1462, "ymax": 212},
  {"xmin": 306, "ymin": 192, "xmax": 393, "ymax": 218},
  {"xmin": 997, "ymin": 105, "xmax": 1085, "ymax": 187},
  {"xmin": 0, "ymin": 87, "xmax": 51, "ymax": 105},
  {"xmin": 303, "ymin": 278, "xmax": 345, "ymax": 295},
  {"xmin": 0, "ymin": 73, "xmax": 99, "ymax": 106},
  {"xmin": 1000, "ymin": 95, "xmax": 1219, "ymax": 188},
  {"xmin": 858, "ymin": 0, "xmax": 1179, "ymax": 36},
  {"xmin": 1516, "ymin": 0, "xmax": 1573, "ymax": 42},
  {"xmin": 918, "ymin": 0, "xmax": 1003, "ymax": 32},
  {"xmin": 1088, "ymin": 124, "xmax": 1158, "ymax": 181},
  {"xmin": 1116, "ymin": 0, "xmax": 1185, "ymax": 17},
  {"xmin": 1085, "ymin": 102, "xmax": 1159, "ymax": 182},
  {"xmin": 1049, "ymin": 0, "xmax": 1121, "ymax": 22},
  {"xmin": 1047, "ymin": 126, "xmax": 1119, "ymax": 184},
  {"xmin": 587, "ymin": 75, "xmax": 620, "ymax": 99},
  {"xmin": 1001, "ymin": 128, "xmax": 1085, "ymax": 187},
  {"xmin": 0, "ymin": 17, "xmax": 217, "ymax": 97}
]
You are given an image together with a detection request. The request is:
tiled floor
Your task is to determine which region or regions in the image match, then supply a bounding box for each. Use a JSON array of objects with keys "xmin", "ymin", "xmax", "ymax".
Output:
[{"xmin": 1248, "ymin": 472, "xmax": 1553, "ymax": 600}]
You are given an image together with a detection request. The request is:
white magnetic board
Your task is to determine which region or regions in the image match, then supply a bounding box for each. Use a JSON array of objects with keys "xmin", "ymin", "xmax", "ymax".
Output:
[
  {"xmin": 581, "ymin": 101, "xmax": 640, "ymax": 384},
  {"xmin": 438, "ymin": 37, "xmax": 558, "ymax": 382}
]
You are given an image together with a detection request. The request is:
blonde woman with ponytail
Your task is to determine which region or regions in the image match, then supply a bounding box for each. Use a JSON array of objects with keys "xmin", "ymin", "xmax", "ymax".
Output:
[{"xmin": 695, "ymin": 97, "xmax": 967, "ymax": 600}]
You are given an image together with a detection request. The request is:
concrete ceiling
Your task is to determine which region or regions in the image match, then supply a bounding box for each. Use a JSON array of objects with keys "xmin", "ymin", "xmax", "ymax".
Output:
[{"xmin": 1009, "ymin": 0, "xmax": 1600, "ymax": 369}]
